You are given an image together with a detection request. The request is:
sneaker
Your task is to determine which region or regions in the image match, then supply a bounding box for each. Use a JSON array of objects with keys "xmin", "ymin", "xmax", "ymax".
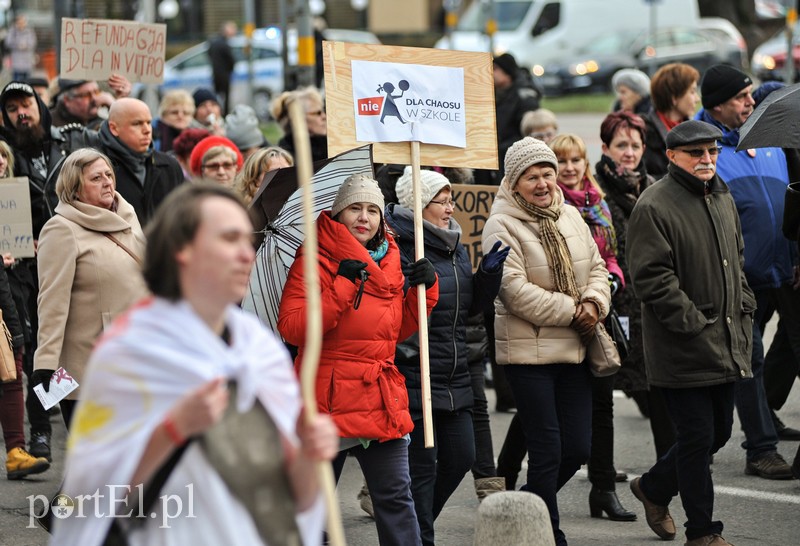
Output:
[
  {"xmin": 357, "ymin": 484, "xmax": 374, "ymax": 519},
  {"xmin": 6, "ymin": 447, "xmax": 50, "ymax": 480},
  {"xmin": 29, "ymin": 432, "xmax": 52, "ymax": 462},
  {"xmin": 745, "ymin": 452, "xmax": 794, "ymax": 480}
]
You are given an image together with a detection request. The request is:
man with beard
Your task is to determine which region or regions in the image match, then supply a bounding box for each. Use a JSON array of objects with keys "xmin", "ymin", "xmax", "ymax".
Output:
[
  {"xmin": 696, "ymin": 64, "xmax": 797, "ymax": 480},
  {"xmin": 96, "ymin": 97, "xmax": 183, "ymax": 225},
  {"xmin": 627, "ymin": 120, "xmax": 755, "ymax": 546},
  {"xmin": 50, "ymin": 75, "xmax": 132, "ymax": 130}
]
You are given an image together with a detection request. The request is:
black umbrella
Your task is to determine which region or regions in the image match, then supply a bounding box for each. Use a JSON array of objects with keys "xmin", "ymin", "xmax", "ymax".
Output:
[{"xmin": 737, "ymin": 82, "xmax": 800, "ymax": 151}]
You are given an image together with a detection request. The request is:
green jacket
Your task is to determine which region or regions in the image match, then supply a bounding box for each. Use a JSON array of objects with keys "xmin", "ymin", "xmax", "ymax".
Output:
[{"xmin": 627, "ymin": 163, "xmax": 755, "ymax": 388}]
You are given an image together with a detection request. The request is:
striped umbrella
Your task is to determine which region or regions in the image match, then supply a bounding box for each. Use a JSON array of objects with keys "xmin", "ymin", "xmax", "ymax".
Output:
[{"xmin": 242, "ymin": 144, "xmax": 374, "ymax": 333}]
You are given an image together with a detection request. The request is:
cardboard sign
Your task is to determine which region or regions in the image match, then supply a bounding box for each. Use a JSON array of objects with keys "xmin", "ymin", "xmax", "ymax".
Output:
[
  {"xmin": 324, "ymin": 41, "xmax": 497, "ymax": 169},
  {"xmin": 60, "ymin": 18, "xmax": 167, "ymax": 84},
  {"xmin": 0, "ymin": 177, "xmax": 34, "ymax": 258},
  {"xmin": 450, "ymin": 184, "xmax": 498, "ymax": 272}
]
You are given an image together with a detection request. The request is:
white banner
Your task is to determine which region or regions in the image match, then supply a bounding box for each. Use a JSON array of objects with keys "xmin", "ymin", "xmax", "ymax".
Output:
[{"xmin": 351, "ymin": 60, "xmax": 466, "ymax": 148}]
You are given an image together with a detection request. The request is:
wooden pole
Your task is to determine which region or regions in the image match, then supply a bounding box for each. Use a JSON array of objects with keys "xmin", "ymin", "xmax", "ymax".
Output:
[
  {"xmin": 289, "ymin": 100, "xmax": 347, "ymax": 546},
  {"xmin": 410, "ymin": 140, "xmax": 434, "ymax": 448}
]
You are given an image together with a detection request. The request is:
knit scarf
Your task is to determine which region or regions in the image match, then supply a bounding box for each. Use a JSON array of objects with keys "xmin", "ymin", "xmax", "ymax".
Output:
[
  {"xmin": 559, "ymin": 178, "xmax": 618, "ymax": 256},
  {"xmin": 596, "ymin": 154, "xmax": 648, "ymax": 216},
  {"xmin": 512, "ymin": 191, "xmax": 580, "ymax": 301},
  {"xmin": 369, "ymin": 238, "xmax": 389, "ymax": 263}
]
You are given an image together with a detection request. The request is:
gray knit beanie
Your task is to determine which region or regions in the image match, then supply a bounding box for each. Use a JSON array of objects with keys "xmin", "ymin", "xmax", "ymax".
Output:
[
  {"xmin": 331, "ymin": 173, "xmax": 385, "ymax": 217},
  {"xmin": 611, "ymin": 69, "xmax": 651, "ymax": 97},
  {"xmin": 395, "ymin": 166, "xmax": 451, "ymax": 210},
  {"xmin": 225, "ymin": 105, "xmax": 265, "ymax": 151},
  {"xmin": 504, "ymin": 137, "xmax": 559, "ymax": 189}
]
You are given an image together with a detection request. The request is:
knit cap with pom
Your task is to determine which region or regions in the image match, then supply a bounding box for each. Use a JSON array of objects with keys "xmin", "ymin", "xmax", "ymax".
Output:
[
  {"xmin": 395, "ymin": 166, "xmax": 451, "ymax": 210},
  {"xmin": 503, "ymin": 137, "xmax": 558, "ymax": 189},
  {"xmin": 331, "ymin": 173, "xmax": 385, "ymax": 217}
]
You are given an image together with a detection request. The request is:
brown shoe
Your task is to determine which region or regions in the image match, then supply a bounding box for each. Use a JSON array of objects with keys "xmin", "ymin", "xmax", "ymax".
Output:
[
  {"xmin": 744, "ymin": 452, "xmax": 793, "ymax": 480},
  {"xmin": 630, "ymin": 477, "xmax": 676, "ymax": 540},
  {"xmin": 684, "ymin": 534, "xmax": 733, "ymax": 546}
]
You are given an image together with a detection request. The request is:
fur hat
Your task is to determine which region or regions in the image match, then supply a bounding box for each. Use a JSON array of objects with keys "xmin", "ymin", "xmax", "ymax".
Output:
[
  {"xmin": 331, "ymin": 173, "xmax": 384, "ymax": 217},
  {"xmin": 395, "ymin": 166, "xmax": 451, "ymax": 210},
  {"xmin": 225, "ymin": 105, "xmax": 265, "ymax": 151},
  {"xmin": 504, "ymin": 137, "xmax": 558, "ymax": 189},
  {"xmin": 700, "ymin": 64, "xmax": 752, "ymax": 109},
  {"xmin": 189, "ymin": 135, "xmax": 244, "ymax": 176}
]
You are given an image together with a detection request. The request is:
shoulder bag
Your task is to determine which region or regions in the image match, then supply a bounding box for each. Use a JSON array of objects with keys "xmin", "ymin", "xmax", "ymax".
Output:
[
  {"xmin": 0, "ymin": 309, "xmax": 16, "ymax": 383},
  {"xmin": 587, "ymin": 322, "xmax": 622, "ymax": 378}
]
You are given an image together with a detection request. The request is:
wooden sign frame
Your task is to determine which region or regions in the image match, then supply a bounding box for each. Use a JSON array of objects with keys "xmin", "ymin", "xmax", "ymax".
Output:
[{"xmin": 323, "ymin": 41, "xmax": 497, "ymax": 169}]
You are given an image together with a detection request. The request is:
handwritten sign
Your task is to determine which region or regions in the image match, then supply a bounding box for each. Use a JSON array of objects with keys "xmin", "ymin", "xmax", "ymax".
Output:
[
  {"xmin": 451, "ymin": 184, "xmax": 498, "ymax": 272},
  {"xmin": 0, "ymin": 177, "xmax": 34, "ymax": 258},
  {"xmin": 60, "ymin": 18, "xmax": 166, "ymax": 84}
]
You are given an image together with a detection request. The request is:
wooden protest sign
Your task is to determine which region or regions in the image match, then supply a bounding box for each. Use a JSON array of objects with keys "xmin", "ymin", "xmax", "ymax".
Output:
[
  {"xmin": 60, "ymin": 18, "xmax": 167, "ymax": 84},
  {"xmin": 323, "ymin": 41, "xmax": 497, "ymax": 169},
  {"xmin": 450, "ymin": 184, "xmax": 498, "ymax": 273},
  {"xmin": 0, "ymin": 177, "xmax": 34, "ymax": 258}
]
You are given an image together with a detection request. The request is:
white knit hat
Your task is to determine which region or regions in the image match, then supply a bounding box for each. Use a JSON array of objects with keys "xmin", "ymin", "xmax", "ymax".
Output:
[
  {"xmin": 395, "ymin": 166, "xmax": 451, "ymax": 210},
  {"xmin": 504, "ymin": 137, "xmax": 558, "ymax": 190},
  {"xmin": 331, "ymin": 173, "xmax": 385, "ymax": 217}
]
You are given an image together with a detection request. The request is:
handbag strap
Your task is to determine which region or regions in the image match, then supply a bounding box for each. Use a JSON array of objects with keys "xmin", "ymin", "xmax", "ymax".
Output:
[{"xmin": 103, "ymin": 233, "xmax": 143, "ymax": 266}]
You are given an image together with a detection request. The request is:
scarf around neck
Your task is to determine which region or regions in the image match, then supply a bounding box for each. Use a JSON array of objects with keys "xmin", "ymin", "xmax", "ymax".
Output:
[
  {"xmin": 512, "ymin": 190, "xmax": 580, "ymax": 301},
  {"xmin": 100, "ymin": 122, "xmax": 153, "ymax": 187},
  {"xmin": 596, "ymin": 154, "xmax": 648, "ymax": 216},
  {"xmin": 559, "ymin": 178, "xmax": 617, "ymax": 256}
]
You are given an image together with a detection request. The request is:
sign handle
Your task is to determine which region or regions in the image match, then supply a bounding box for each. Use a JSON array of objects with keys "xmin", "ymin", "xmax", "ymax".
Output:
[{"xmin": 410, "ymin": 140, "xmax": 434, "ymax": 449}]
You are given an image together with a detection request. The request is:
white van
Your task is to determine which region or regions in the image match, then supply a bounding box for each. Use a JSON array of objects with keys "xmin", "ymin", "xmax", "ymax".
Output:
[{"xmin": 436, "ymin": 0, "xmax": 701, "ymax": 74}]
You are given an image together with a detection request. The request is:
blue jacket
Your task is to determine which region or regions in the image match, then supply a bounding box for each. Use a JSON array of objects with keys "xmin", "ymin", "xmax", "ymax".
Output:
[
  {"xmin": 697, "ymin": 109, "xmax": 796, "ymax": 289},
  {"xmin": 385, "ymin": 204, "xmax": 501, "ymax": 417}
]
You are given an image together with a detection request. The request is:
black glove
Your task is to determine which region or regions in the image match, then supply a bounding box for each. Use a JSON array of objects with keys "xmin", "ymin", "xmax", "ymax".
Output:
[
  {"xmin": 608, "ymin": 274, "xmax": 622, "ymax": 297},
  {"xmin": 481, "ymin": 240, "xmax": 511, "ymax": 273},
  {"xmin": 337, "ymin": 260, "xmax": 368, "ymax": 284},
  {"xmin": 31, "ymin": 369, "xmax": 55, "ymax": 393},
  {"xmin": 405, "ymin": 258, "xmax": 437, "ymax": 288}
]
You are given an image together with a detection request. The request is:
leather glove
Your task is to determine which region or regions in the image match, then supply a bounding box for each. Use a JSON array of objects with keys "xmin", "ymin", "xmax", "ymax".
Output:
[
  {"xmin": 405, "ymin": 258, "xmax": 437, "ymax": 288},
  {"xmin": 31, "ymin": 369, "xmax": 55, "ymax": 393},
  {"xmin": 608, "ymin": 274, "xmax": 622, "ymax": 297},
  {"xmin": 481, "ymin": 241, "xmax": 511, "ymax": 273},
  {"xmin": 571, "ymin": 301, "xmax": 599, "ymax": 339},
  {"xmin": 337, "ymin": 260, "xmax": 368, "ymax": 284}
]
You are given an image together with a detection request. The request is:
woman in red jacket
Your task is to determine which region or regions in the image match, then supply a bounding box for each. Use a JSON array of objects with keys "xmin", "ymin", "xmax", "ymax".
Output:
[{"xmin": 278, "ymin": 174, "xmax": 438, "ymax": 546}]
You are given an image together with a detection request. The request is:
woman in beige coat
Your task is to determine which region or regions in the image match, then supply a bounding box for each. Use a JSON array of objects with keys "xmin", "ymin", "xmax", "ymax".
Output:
[
  {"xmin": 32, "ymin": 148, "xmax": 148, "ymax": 429},
  {"xmin": 482, "ymin": 137, "xmax": 611, "ymax": 546}
]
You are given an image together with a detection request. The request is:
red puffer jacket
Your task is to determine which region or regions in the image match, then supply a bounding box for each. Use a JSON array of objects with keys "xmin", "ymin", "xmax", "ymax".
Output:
[{"xmin": 278, "ymin": 212, "xmax": 438, "ymax": 441}]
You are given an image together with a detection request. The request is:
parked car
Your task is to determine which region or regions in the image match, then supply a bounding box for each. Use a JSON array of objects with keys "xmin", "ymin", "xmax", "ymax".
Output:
[
  {"xmin": 138, "ymin": 27, "xmax": 380, "ymax": 120},
  {"xmin": 536, "ymin": 24, "xmax": 746, "ymax": 96},
  {"xmin": 752, "ymin": 22, "xmax": 800, "ymax": 82}
]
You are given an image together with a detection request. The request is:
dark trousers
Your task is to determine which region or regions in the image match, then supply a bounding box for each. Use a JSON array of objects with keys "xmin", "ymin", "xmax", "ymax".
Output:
[
  {"xmin": 505, "ymin": 363, "xmax": 592, "ymax": 546},
  {"xmin": 213, "ymin": 75, "xmax": 231, "ymax": 116},
  {"xmin": 484, "ymin": 310, "xmax": 515, "ymax": 410},
  {"xmin": 408, "ymin": 411, "xmax": 475, "ymax": 546},
  {"xmin": 735, "ymin": 288, "xmax": 779, "ymax": 461},
  {"xmin": 468, "ymin": 359, "xmax": 496, "ymax": 479},
  {"xmin": 60, "ymin": 399, "xmax": 78, "ymax": 431},
  {"xmin": 496, "ymin": 412, "xmax": 526, "ymax": 490},
  {"xmin": 333, "ymin": 439, "xmax": 421, "ymax": 546},
  {"xmin": 588, "ymin": 374, "xmax": 616, "ymax": 490},
  {"xmin": 640, "ymin": 382, "xmax": 735, "ymax": 541},
  {"xmin": 648, "ymin": 387, "xmax": 677, "ymax": 460},
  {"xmin": 764, "ymin": 284, "xmax": 800, "ymax": 410}
]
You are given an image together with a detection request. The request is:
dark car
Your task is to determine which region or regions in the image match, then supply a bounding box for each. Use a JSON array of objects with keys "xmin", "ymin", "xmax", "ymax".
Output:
[
  {"xmin": 752, "ymin": 22, "xmax": 800, "ymax": 82},
  {"xmin": 537, "ymin": 25, "xmax": 745, "ymax": 96}
]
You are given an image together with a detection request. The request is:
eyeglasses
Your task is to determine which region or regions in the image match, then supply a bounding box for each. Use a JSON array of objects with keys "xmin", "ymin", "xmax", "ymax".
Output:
[
  {"xmin": 531, "ymin": 130, "xmax": 556, "ymax": 140},
  {"xmin": 306, "ymin": 109, "xmax": 325, "ymax": 117},
  {"xmin": 69, "ymin": 89, "xmax": 102, "ymax": 100},
  {"xmin": 202, "ymin": 162, "xmax": 237, "ymax": 171},
  {"xmin": 429, "ymin": 199, "xmax": 455, "ymax": 209},
  {"xmin": 676, "ymin": 146, "xmax": 722, "ymax": 158}
]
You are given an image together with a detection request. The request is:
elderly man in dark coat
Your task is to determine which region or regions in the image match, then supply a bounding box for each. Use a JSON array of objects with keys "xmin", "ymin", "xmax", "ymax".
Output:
[{"xmin": 626, "ymin": 120, "xmax": 755, "ymax": 546}]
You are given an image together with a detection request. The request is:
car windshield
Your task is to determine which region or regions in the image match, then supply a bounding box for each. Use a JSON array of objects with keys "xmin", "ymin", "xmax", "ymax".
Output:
[{"xmin": 457, "ymin": 0, "xmax": 533, "ymax": 32}]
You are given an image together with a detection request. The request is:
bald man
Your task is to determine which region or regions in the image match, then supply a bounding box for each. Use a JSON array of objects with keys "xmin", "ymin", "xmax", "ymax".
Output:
[{"xmin": 97, "ymin": 98, "xmax": 184, "ymax": 224}]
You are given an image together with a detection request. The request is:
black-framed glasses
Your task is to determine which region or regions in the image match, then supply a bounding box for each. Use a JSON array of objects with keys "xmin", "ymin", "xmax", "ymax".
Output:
[
  {"xmin": 429, "ymin": 199, "xmax": 455, "ymax": 208},
  {"xmin": 676, "ymin": 146, "xmax": 722, "ymax": 158}
]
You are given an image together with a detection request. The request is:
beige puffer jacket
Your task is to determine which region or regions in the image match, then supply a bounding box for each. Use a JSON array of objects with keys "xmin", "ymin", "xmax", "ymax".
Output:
[{"xmin": 482, "ymin": 181, "xmax": 610, "ymax": 365}]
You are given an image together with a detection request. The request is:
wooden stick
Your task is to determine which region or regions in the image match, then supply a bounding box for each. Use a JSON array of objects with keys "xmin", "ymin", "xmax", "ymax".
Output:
[
  {"xmin": 410, "ymin": 140, "xmax": 434, "ymax": 448},
  {"xmin": 289, "ymin": 100, "xmax": 347, "ymax": 546}
]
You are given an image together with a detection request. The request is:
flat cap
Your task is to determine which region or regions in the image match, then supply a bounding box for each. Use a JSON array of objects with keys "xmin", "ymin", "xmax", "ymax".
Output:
[{"xmin": 665, "ymin": 120, "xmax": 722, "ymax": 149}]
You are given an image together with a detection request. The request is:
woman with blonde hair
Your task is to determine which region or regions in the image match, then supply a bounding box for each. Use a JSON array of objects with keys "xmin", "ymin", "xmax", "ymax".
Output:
[
  {"xmin": 31, "ymin": 148, "xmax": 148, "ymax": 428},
  {"xmin": 0, "ymin": 140, "xmax": 16, "ymax": 178},
  {"xmin": 271, "ymin": 87, "xmax": 327, "ymax": 163},
  {"xmin": 154, "ymin": 89, "xmax": 195, "ymax": 152},
  {"xmin": 235, "ymin": 146, "xmax": 294, "ymax": 205}
]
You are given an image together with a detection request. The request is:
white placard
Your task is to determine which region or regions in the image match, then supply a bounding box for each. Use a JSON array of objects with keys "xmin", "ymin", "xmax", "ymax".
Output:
[
  {"xmin": 351, "ymin": 60, "xmax": 466, "ymax": 148},
  {"xmin": 33, "ymin": 367, "xmax": 79, "ymax": 410}
]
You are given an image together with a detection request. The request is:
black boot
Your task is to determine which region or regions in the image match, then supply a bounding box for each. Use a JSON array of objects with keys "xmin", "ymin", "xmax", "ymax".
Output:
[{"xmin": 589, "ymin": 486, "xmax": 637, "ymax": 521}]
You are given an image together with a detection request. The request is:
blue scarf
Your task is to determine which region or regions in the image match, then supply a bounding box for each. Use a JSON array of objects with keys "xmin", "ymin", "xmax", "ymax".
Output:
[{"xmin": 368, "ymin": 238, "xmax": 388, "ymax": 263}]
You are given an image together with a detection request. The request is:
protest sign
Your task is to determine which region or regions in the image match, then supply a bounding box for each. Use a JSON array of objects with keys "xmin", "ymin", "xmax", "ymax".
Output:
[
  {"xmin": 60, "ymin": 18, "xmax": 167, "ymax": 84},
  {"xmin": 324, "ymin": 41, "xmax": 496, "ymax": 169},
  {"xmin": 451, "ymin": 184, "xmax": 498, "ymax": 272},
  {"xmin": 0, "ymin": 177, "xmax": 34, "ymax": 258}
]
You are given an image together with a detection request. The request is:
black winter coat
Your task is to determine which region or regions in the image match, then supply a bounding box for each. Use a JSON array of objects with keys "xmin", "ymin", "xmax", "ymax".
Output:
[
  {"xmin": 0, "ymin": 267, "xmax": 23, "ymax": 350},
  {"xmin": 386, "ymin": 204, "xmax": 501, "ymax": 418}
]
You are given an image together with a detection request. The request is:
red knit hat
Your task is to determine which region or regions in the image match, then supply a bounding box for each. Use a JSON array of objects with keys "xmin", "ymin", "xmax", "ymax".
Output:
[{"xmin": 189, "ymin": 135, "xmax": 244, "ymax": 176}]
